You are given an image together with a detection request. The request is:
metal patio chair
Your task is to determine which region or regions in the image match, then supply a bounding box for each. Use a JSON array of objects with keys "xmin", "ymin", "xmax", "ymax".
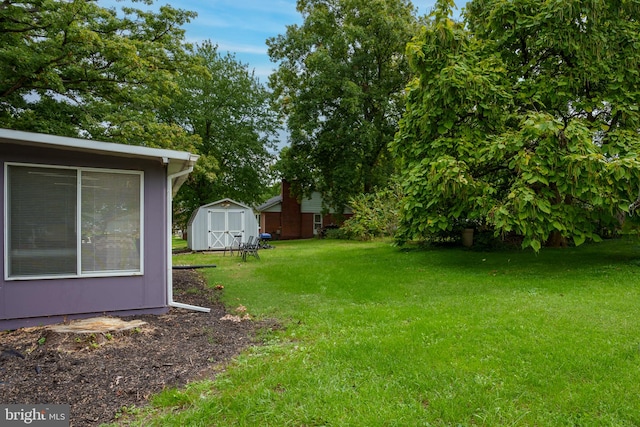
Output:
[{"xmin": 241, "ymin": 236, "xmax": 260, "ymax": 261}]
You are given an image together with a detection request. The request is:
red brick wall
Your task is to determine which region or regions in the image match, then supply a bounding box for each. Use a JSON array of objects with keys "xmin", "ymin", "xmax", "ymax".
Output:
[
  {"xmin": 322, "ymin": 213, "xmax": 352, "ymax": 228},
  {"xmin": 261, "ymin": 212, "xmax": 281, "ymax": 238},
  {"xmin": 301, "ymin": 213, "xmax": 315, "ymax": 239},
  {"xmin": 280, "ymin": 180, "xmax": 302, "ymax": 239},
  {"xmin": 321, "ymin": 214, "xmax": 353, "ymax": 237}
]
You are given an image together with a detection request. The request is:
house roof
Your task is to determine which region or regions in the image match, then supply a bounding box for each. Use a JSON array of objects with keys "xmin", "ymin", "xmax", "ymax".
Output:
[
  {"xmin": 0, "ymin": 128, "xmax": 199, "ymax": 194},
  {"xmin": 256, "ymin": 195, "xmax": 282, "ymax": 211}
]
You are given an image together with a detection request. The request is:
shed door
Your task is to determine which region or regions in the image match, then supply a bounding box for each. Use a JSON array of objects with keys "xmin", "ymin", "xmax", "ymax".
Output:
[
  {"xmin": 227, "ymin": 211, "xmax": 244, "ymax": 243},
  {"xmin": 207, "ymin": 210, "xmax": 245, "ymax": 249}
]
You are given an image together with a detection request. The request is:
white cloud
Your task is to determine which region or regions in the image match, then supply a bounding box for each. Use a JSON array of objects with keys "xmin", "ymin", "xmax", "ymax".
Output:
[{"xmin": 216, "ymin": 41, "xmax": 268, "ymax": 56}]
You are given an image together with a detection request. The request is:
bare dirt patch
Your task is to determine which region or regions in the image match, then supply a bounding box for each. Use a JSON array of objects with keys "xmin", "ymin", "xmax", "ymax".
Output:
[{"xmin": 0, "ymin": 269, "xmax": 275, "ymax": 426}]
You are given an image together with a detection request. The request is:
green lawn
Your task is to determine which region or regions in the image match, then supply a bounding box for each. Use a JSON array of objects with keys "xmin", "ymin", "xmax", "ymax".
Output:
[
  {"xmin": 125, "ymin": 238, "xmax": 640, "ymax": 426},
  {"xmin": 172, "ymin": 235, "xmax": 188, "ymax": 251}
]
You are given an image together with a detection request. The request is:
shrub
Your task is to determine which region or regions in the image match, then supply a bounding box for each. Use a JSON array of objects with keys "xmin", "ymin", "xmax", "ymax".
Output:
[
  {"xmin": 323, "ymin": 227, "xmax": 348, "ymax": 240},
  {"xmin": 342, "ymin": 181, "xmax": 402, "ymax": 240}
]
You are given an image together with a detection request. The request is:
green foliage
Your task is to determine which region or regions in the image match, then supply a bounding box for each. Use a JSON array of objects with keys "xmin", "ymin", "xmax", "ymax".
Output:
[
  {"xmin": 165, "ymin": 42, "xmax": 280, "ymax": 229},
  {"xmin": 268, "ymin": 0, "xmax": 420, "ymax": 211},
  {"xmin": 0, "ymin": 0, "xmax": 199, "ymax": 150},
  {"xmin": 322, "ymin": 227, "xmax": 348, "ymax": 240},
  {"xmin": 621, "ymin": 213, "xmax": 640, "ymax": 236},
  {"xmin": 0, "ymin": 2, "xmax": 280, "ymax": 232},
  {"xmin": 342, "ymin": 179, "xmax": 403, "ymax": 240},
  {"xmin": 392, "ymin": 0, "xmax": 640, "ymax": 250}
]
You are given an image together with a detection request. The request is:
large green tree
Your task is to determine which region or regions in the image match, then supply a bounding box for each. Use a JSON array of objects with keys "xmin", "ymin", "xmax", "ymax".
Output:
[
  {"xmin": 0, "ymin": 0, "xmax": 198, "ymax": 150},
  {"xmin": 392, "ymin": 0, "xmax": 640, "ymax": 250},
  {"xmin": 268, "ymin": 0, "xmax": 420, "ymax": 211},
  {"xmin": 164, "ymin": 41, "xmax": 280, "ymax": 228}
]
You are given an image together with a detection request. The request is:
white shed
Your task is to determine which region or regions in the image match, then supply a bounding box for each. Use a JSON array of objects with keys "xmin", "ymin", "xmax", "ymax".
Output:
[{"xmin": 187, "ymin": 198, "xmax": 259, "ymax": 251}]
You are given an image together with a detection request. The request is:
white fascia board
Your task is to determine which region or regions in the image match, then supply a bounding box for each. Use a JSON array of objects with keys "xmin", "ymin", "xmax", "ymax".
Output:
[{"xmin": 0, "ymin": 128, "xmax": 199, "ymax": 172}]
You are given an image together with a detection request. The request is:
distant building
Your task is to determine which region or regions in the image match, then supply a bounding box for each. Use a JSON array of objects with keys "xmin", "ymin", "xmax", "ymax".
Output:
[
  {"xmin": 187, "ymin": 198, "xmax": 259, "ymax": 251},
  {"xmin": 256, "ymin": 180, "xmax": 352, "ymax": 240}
]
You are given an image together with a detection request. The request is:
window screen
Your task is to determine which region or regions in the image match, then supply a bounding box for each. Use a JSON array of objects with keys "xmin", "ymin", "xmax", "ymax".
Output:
[
  {"xmin": 8, "ymin": 166, "xmax": 77, "ymax": 276},
  {"xmin": 81, "ymin": 171, "xmax": 141, "ymax": 273},
  {"xmin": 6, "ymin": 164, "xmax": 143, "ymax": 279}
]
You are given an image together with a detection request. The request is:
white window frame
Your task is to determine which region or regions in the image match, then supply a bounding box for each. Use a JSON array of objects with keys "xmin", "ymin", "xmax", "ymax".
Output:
[
  {"xmin": 313, "ymin": 213, "xmax": 323, "ymax": 235},
  {"xmin": 4, "ymin": 162, "xmax": 144, "ymax": 281}
]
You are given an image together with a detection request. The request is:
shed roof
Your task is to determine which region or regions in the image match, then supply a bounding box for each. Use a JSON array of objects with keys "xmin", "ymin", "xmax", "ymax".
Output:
[
  {"xmin": 0, "ymin": 128, "xmax": 199, "ymax": 194},
  {"xmin": 186, "ymin": 198, "xmax": 253, "ymax": 226},
  {"xmin": 199, "ymin": 198, "xmax": 252, "ymax": 211}
]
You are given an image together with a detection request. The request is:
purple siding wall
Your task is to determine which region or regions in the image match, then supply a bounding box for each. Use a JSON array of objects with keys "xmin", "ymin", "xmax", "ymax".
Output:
[{"xmin": 0, "ymin": 142, "xmax": 169, "ymax": 330}]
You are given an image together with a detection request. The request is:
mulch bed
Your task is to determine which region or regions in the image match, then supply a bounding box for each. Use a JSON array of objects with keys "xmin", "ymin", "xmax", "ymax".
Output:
[{"xmin": 0, "ymin": 269, "xmax": 275, "ymax": 426}]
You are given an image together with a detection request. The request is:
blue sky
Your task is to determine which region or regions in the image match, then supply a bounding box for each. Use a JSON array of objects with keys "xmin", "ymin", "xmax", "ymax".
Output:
[{"xmin": 100, "ymin": 0, "xmax": 441, "ymax": 83}]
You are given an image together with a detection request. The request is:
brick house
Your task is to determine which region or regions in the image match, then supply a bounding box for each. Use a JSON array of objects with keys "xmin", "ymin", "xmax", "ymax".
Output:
[{"xmin": 257, "ymin": 180, "xmax": 352, "ymax": 240}]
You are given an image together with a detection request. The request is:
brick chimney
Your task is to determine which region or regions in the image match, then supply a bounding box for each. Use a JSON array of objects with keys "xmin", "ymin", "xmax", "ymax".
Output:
[{"xmin": 280, "ymin": 180, "xmax": 302, "ymax": 239}]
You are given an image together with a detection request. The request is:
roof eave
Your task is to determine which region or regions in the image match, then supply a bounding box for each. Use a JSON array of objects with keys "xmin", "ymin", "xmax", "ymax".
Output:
[
  {"xmin": 256, "ymin": 196, "xmax": 282, "ymax": 211},
  {"xmin": 0, "ymin": 128, "xmax": 199, "ymax": 168}
]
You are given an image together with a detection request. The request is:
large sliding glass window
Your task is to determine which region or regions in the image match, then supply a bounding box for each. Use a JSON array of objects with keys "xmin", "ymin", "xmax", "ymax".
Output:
[{"xmin": 6, "ymin": 164, "xmax": 143, "ymax": 279}]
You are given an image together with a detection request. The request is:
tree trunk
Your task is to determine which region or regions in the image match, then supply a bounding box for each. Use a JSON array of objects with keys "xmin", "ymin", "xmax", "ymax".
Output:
[{"xmin": 546, "ymin": 230, "xmax": 568, "ymax": 248}]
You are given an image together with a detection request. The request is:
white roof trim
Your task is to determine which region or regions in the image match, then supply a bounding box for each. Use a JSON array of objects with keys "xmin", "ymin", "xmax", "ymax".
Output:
[
  {"xmin": 0, "ymin": 128, "xmax": 199, "ymax": 173},
  {"xmin": 201, "ymin": 198, "xmax": 252, "ymax": 210}
]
